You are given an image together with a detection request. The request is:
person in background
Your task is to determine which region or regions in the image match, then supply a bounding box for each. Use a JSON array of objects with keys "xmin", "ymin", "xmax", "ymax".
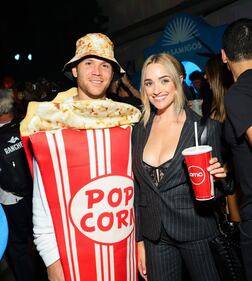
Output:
[
  {"xmin": 188, "ymin": 70, "xmax": 205, "ymax": 100},
  {"xmin": 189, "ymin": 70, "xmax": 213, "ymax": 119},
  {"xmin": 204, "ymin": 55, "xmax": 241, "ymax": 223},
  {"xmin": 180, "ymin": 62, "xmax": 195, "ymax": 102},
  {"xmin": 132, "ymin": 53, "xmax": 226, "ymax": 281},
  {"xmin": 204, "ymin": 54, "xmax": 232, "ymax": 123},
  {"xmin": 2, "ymin": 75, "xmax": 26, "ymax": 118},
  {"xmin": 108, "ymin": 73, "xmax": 142, "ymax": 109},
  {"xmin": 222, "ymin": 18, "xmax": 252, "ymax": 280},
  {"xmin": 0, "ymin": 88, "xmax": 47, "ymax": 281}
]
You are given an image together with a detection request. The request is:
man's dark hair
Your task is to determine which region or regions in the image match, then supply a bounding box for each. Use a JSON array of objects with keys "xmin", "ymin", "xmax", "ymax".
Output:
[
  {"xmin": 222, "ymin": 18, "xmax": 252, "ymax": 62},
  {"xmin": 189, "ymin": 70, "xmax": 204, "ymax": 82}
]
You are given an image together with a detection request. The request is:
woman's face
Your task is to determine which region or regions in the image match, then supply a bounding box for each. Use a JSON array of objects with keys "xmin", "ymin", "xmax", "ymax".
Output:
[{"xmin": 143, "ymin": 63, "xmax": 177, "ymax": 112}]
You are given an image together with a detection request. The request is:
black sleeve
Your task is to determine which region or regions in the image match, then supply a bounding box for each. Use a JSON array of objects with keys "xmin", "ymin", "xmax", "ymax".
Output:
[
  {"xmin": 134, "ymin": 178, "xmax": 143, "ymax": 242},
  {"xmin": 206, "ymin": 118, "xmax": 223, "ymax": 164},
  {"xmin": 132, "ymin": 123, "xmax": 143, "ymax": 241},
  {"xmin": 225, "ymin": 86, "xmax": 252, "ymax": 138},
  {"xmin": 205, "ymin": 119, "xmax": 233, "ymax": 198}
]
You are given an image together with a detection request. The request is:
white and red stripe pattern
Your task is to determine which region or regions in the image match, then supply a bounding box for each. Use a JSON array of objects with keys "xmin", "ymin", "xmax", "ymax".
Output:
[{"xmin": 28, "ymin": 126, "xmax": 137, "ymax": 281}]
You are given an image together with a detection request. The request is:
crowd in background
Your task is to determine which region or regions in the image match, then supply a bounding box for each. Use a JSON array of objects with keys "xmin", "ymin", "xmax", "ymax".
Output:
[{"xmin": 0, "ymin": 72, "xmax": 142, "ymax": 118}]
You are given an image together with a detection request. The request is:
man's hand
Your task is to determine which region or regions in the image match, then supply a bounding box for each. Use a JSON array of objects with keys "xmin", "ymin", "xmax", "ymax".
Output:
[
  {"xmin": 47, "ymin": 259, "xmax": 65, "ymax": 281},
  {"xmin": 246, "ymin": 126, "xmax": 252, "ymax": 147},
  {"xmin": 137, "ymin": 241, "xmax": 148, "ymax": 281}
]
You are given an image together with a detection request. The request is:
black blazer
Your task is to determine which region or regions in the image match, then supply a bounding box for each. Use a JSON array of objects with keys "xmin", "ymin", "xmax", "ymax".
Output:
[{"xmin": 132, "ymin": 107, "xmax": 223, "ymax": 242}]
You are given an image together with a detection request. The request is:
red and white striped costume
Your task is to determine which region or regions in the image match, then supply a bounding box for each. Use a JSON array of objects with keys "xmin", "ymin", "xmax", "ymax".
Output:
[
  {"xmin": 24, "ymin": 125, "xmax": 137, "ymax": 281},
  {"xmin": 20, "ymin": 92, "xmax": 140, "ymax": 281}
]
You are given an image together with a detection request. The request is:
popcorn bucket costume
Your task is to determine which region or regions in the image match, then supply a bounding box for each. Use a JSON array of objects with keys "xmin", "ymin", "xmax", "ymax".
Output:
[
  {"xmin": 20, "ymin": 92, "xmax": 140, "ymax": 281},
  {"xmin": 20, "ymin": 32, "xmax": 140, "ymax": 281}
]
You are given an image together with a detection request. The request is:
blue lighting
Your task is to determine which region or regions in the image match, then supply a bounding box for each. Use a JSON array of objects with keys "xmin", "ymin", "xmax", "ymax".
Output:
[{"xmin": 181, "ymin": 61, "xmax": 202, "ymax": 86}]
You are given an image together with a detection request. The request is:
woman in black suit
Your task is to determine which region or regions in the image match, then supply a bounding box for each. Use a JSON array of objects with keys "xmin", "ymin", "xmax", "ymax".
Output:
[{"xmin": 132, "ymin": 53, "xmax": 226, "ymax": 281}]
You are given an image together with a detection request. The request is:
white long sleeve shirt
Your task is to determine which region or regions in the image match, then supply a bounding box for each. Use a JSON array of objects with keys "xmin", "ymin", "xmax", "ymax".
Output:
[
  {"xmin": 33, "ymin": 159, "xmax": 60, "ymax": 267},
  {"xmin": 32, "ymin": 92, "xmax": 76, "ymax": 267}
]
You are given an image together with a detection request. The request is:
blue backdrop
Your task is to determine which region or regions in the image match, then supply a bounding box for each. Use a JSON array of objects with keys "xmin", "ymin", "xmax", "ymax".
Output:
[{"xmin": 131, "ymin": 13, "xmax": 227, "ymax": 89}]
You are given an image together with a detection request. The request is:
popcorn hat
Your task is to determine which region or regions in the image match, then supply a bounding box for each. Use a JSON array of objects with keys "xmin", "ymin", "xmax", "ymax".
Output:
[{"xmin": 63, "ymin": 33, "xmax": 125, "ymax": 79}]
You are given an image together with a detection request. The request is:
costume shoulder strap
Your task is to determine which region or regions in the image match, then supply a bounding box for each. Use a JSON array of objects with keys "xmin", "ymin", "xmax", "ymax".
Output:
[{"xmin": 52, "ymin": 87, "xmax": 78, "ymax": 103}]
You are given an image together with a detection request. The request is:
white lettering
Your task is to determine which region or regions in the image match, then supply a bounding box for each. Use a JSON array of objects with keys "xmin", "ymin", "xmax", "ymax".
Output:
[
  {"xmin": 4, "ymin": 141, "xmax": 23, "ymax": 154},
  {"xmin": 190, "ymin": 172, "xmax": 203, "ymax": 177},
  {"xmin": 170, "ymin": 41, "xmax": 202, "ymax": 56}
]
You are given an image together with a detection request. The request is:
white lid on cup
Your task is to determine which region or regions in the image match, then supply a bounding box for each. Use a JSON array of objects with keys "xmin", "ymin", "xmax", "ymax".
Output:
[{"xmin": 182, "ymin": 145, "xmax": 212, "ymax": 156}]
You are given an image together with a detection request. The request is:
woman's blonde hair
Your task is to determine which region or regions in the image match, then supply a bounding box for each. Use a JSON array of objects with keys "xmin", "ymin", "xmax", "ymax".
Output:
[{"xmin": 140, "ymin": 53, "xmax": 185, "ymax": 126}]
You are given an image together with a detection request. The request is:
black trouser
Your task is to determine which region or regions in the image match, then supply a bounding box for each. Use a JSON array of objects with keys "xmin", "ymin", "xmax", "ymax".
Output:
[
  {"xmin": 2, "ymin": 195, "xmax": 47, "ymax": 281},
  {"xmin": 240, "ymin": 220, "xmax": 252, "ymax": 281},
  {"xmin": 143, "ymin": 226, "xmax": 220, "ymax": 281}
]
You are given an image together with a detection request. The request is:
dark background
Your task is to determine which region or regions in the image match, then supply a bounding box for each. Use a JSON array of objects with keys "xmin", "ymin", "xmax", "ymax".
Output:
[{"xmin": 0, "ymin": 1, "xmax": 107, "ymax": 84}]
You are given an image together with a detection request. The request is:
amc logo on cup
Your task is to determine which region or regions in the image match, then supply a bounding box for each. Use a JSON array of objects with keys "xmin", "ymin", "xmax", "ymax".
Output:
[
  {"xmin": 189, "ymin": 166, "xmax": 206, "ymax": 185},
  {"xmin": 182, "ymin": 145, "xmax": 214, "ymax": 201}
]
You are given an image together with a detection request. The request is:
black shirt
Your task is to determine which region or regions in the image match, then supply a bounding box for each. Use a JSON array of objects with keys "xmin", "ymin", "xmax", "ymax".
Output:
[{"xmin": 224, "ymin": 69, "xmax": 252, "ymax": 220}]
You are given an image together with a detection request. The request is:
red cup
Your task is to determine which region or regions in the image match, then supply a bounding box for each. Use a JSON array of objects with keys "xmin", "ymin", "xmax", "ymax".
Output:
[{"xmin": 182, "ymin": 145, "xmax": 214, "ymax": 201}]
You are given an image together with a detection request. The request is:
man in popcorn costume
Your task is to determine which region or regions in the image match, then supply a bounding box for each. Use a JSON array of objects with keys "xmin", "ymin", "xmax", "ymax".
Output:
[{"xmin": 20, "ymin": 33, "xmax": 141, "ymax": 281}]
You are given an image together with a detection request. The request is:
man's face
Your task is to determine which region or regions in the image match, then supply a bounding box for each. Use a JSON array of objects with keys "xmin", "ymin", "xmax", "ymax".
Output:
[
  {"xmin": 72, "ymin": 57, "xmax": 114, "ymax": 100},
  {"xmin": 192, "ymin": 79, "xmax": 201, "ymax": 90}
]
